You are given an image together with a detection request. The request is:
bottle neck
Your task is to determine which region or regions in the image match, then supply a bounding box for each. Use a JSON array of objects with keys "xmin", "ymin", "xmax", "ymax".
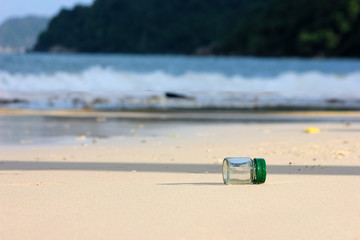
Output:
[{"xmin": 251, "ymin": 159, "xmax": 256, "ymax": 183}]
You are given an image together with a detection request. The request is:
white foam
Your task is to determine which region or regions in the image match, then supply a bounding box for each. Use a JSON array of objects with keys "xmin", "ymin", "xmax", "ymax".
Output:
[{"xmin": 0, "ymin": 66, "xmax": 359, "ymax": 109}]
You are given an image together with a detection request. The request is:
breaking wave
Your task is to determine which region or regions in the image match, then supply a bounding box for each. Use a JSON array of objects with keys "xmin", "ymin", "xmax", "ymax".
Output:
[{"xmin": 1, "ymin": 66, "xmax": 359, "ymax": 110}]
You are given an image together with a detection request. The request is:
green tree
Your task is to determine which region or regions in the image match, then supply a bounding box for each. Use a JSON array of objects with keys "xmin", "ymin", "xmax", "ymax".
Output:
[{"xmin": 34, "ymin": 0, "xmax": 360, "ymax": 57}]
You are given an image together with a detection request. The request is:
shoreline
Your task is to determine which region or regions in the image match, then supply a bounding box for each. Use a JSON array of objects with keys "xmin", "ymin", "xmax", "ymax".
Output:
[
  {"xmin": 1, "ymin": 108, "xmax": 360, "ymax": 120},
  {"xmin": 1, "ymin": 108, "xmax": 360, "ymax": 146}
]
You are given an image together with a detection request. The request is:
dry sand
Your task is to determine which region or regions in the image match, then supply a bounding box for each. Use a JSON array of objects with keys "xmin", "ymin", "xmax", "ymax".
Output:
[{"xmin": 1, "ymin": 111, "xmax": 360, "ymax": 240}]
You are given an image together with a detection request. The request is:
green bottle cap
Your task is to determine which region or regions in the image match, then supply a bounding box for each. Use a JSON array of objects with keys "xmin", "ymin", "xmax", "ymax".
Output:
[{"xmin": 254, "ymin": 158, "xmax": 267, "ymax": 184}]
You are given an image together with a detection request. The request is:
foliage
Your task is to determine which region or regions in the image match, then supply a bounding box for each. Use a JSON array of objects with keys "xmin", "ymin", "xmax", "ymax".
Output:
[
  {"xmin": 34, "ymin": 0, "xmax": 360, "ymax": 56},
  {"xmin": 223, "ymin": 0, "xmax": 360, "ymax": 56}
]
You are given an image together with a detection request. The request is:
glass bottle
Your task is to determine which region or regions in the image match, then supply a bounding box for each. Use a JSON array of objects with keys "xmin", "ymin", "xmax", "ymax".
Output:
[{"xmin": 222, "ymin": 157, "xmax": 266, "ymax": 184}]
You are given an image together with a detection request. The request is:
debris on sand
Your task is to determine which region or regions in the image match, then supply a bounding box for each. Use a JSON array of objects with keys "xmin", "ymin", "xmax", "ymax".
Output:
[
  {"xmin": 96, "ymin": 117, "xmax": 107, "ymax": 122},
  {"xmin": 168, "ymin": 133, "xmax": 179, "ymax": 138},
  {"xmin": 305, "ymin": 127, "xmax": 320, "ymax": 134},
  {"xmin": 334, "ymin": 150, "xmax": 349, "ymax": 157},
  {"xmin": 76, "ymin": 135, "xmax": 87, "ymax": 141}
]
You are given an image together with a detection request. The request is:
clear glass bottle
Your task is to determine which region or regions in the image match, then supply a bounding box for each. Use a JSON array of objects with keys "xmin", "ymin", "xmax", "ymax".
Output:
[{"xmin": 222, "ymin": 157, "xmax": 266, "ymax": 184}]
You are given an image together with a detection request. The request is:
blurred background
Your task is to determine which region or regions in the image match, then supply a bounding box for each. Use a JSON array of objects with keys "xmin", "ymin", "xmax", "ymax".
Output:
[{"xmin": 0, "ymin": 0, "xmax": 360, "ymax": 111}]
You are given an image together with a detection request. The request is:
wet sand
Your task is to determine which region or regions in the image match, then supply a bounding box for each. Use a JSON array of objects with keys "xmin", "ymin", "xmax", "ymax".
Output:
[{"xmin": 1, "ymin": 110, "xmax": 360, "ymax": 240}]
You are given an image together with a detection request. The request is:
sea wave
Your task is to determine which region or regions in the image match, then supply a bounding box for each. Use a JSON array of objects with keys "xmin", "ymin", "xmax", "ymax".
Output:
[{"xmin": 0, "ymin": 66, "xmax": 359, "ymax": 110}]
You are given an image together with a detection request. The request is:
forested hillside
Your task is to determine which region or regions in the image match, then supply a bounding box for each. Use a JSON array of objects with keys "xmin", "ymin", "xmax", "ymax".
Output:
[{"xmin": 34, "ymin": 0, "xmax": 360, "ymax": 56}]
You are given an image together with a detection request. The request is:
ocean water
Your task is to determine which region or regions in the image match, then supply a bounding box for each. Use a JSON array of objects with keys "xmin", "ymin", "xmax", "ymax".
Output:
[{"xmin": 0, "ymin": 53, "xmax": 359, "ymax": 110}]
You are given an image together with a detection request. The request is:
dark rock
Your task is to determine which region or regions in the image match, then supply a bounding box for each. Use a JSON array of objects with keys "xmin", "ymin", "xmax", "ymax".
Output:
[
  {"xmin": 165, "ymin": 92, "xmax": 195, "ymax": 100},
  {"xmin": 0, "ymin": 98, "xmax": 28, "ymax": 104}
]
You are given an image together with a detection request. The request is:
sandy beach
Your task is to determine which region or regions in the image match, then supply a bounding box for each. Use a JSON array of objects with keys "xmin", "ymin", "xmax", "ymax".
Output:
[{"xmin": 1, "ymin": 110, "xmax": 360, "ymax": 240}]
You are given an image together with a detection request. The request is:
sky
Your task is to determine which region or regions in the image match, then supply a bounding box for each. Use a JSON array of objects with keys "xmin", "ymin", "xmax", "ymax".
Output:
[{"xmin": 0, "ymin": 0, "xmax": 94, "ymax": 25}]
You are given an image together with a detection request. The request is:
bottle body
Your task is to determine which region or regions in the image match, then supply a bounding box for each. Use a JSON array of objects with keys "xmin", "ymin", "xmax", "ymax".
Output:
[{"xmin": 222, "ymin": 157, "xmax": 266, "ymax": 184}]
